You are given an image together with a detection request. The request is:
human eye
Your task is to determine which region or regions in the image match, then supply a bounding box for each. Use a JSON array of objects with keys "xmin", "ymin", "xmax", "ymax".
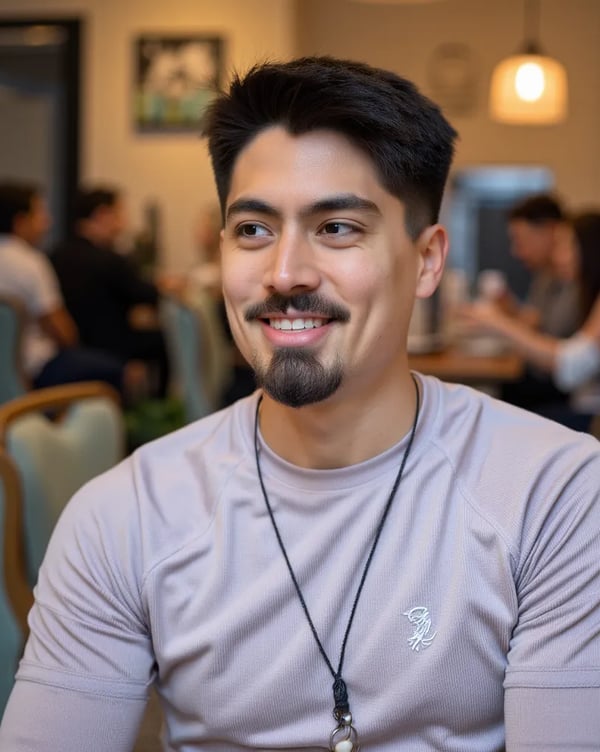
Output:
[
  {"xmin": 317, "ymin": 220, "xmax": 362, "ymax": 246},
  {"xmin": 235, "ymin": 222, "xmax": 271, "ymax": 238},
  {"xmin": 231, "ymin": 221, "xmax": 273, "ymax": 248},
  {"xmin": 319, "ymin": 221, "xmax": 357, "ymax": 236}
]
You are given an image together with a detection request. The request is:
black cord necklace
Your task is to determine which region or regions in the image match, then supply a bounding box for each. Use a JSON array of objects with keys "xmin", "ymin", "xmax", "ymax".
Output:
[{"xmin": 253, "ymin": 375, "xmax": 421, "ymax": 752}]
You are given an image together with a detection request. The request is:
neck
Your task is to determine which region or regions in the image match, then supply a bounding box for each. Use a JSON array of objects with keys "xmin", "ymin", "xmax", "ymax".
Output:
[{"xmin": 258, "ymin": 367, "xmax": 419, "ymax": 469}]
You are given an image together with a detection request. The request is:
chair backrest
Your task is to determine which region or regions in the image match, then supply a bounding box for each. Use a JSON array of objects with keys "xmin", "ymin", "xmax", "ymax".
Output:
[
  {"xmin": 0, "ymin": 447, "xmax": 32, "ymax": 714},
  {"xmin": 0, "ymin": 382, "xmax": 126, "ymax": 587},
  {"xmin": 0, "ymin": 294, "xmax": 28, "ymax": 405},
  {"xmin": 161, "ymin": 293, "xmax": 232, "ymax": 423}
]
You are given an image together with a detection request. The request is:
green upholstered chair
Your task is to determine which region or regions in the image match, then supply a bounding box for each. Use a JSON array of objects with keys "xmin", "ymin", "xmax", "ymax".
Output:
[
  {"xmin": 0, "ymin": 294, "xmax": 28, "ymax": 405},
  {"xmin": 0, "ymin": 382, "xmax": 126, "ymax": 588},
  {"xmin": 0, "ymin": 447, "xmax": 32, "ymax": 714},
  {"xmin": 161, "ymin": 293, "xmax": 232, "ymax": 424}
]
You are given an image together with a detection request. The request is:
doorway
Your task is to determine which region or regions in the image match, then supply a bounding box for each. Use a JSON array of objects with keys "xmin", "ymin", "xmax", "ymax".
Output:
[{"xmin": 0, "ymin": 18, "xmax": 81, "ymax": 248}]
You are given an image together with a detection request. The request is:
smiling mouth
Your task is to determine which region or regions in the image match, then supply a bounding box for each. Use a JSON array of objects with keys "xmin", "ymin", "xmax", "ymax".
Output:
[{"xmin": 267, "ymin": 317, "xmax": 328, "ymax": 331}]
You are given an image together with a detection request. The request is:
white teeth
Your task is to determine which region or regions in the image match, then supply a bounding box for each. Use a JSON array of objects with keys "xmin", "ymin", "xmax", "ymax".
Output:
[{"xmin": 270, "ymin": 318, "xmax": 324, "ymax": 330}]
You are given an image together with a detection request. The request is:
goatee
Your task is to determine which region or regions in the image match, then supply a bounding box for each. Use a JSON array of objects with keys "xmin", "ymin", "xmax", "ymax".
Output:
[{"xmin": 254, "ymin": 347, "xmax": 343, "ymax": 408}]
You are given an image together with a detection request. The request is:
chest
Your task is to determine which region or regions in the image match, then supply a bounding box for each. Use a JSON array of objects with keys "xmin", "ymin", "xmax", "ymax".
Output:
[{"xmin": 146, "ymin": 480, "xmax": 516, "ymax": 750}]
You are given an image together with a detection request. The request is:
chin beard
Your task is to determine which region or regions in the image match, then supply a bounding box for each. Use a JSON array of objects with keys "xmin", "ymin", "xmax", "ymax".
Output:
[{"xmin": 254, "ymin": 347, "xmax": 343, "ymax": 408}]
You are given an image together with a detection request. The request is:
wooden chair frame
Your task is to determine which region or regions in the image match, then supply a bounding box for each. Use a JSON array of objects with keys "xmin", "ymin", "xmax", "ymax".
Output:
[
  {"xmin": 0, "ymin": 447, "xmax": 32, "ymax": 635},
  {"xmin": 0, "ymin": 293, "xmax": 30, "ymax": 399},
  {"xmin": 0, "ymin": 381, "xmax": 121, "ymax": 447}
]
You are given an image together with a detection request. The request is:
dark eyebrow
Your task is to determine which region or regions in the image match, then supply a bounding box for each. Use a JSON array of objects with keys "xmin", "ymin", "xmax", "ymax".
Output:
[
  {"xmin": 226, "ymin": 199, "xmax": 278, "ymax": 222},
  {"xmin": 302, "ymin": 194, "xmax": 381, "ymax": 217},
  {"xmin": 225, "ymin": 194, "xmax": 381, "ymax": 223}
]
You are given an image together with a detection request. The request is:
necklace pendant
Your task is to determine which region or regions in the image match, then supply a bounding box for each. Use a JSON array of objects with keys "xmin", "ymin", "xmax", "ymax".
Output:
[{"xmin": 329, "ymin": 712, "xmax": 359, "ymax": 751}]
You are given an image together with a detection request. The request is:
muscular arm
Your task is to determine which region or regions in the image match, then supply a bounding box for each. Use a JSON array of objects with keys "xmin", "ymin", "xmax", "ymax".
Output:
[
  {"xmin": 0, "ymin": 683, "xmax": 148, "ymax": 752},
  {"xmin": 503, "ymin": 450, "xmax": 600, "ymax": 749},
  {"xmin": 505, "ymin": 688, "xmax": 600, "ymax": 750},
  {"xmin": 0, "ymin": 467, "xmax": 155, "ymax": 750}
]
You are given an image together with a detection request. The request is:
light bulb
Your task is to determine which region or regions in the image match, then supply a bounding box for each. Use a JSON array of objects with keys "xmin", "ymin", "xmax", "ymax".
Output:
[{"xmin": 514, "ymin": 61, "xmax": 545, "ymax": 102}]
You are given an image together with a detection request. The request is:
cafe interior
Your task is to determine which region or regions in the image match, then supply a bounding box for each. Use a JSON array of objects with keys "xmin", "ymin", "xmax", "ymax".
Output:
[{"xmin": 0, "ymin": 0, "xmax": 600, "ymax": 742}]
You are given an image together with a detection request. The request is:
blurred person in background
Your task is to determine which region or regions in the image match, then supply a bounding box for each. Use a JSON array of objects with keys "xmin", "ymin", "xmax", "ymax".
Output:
[
  {"xmin": 463, "ymin": 211, "xmax": 600, "ymax": 431},
  {"xmin": 494, "ymin": 193, "xmax": 582, "ymax": 410},
  {"xmin": 51, "ymin": 186, "xmax": 176, "ymax": 399},
  {"xmin": 505, "ymin": 193, "xmax": 580, "ymax": 336},
  {"xmin": 0, "ymin": 180, "xmax": 125, "ymax": 395}
]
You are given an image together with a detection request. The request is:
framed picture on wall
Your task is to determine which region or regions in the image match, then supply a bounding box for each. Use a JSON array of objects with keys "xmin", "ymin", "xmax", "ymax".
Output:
[{"xmin": 133, "ymin": 34, "xmax": 223, "ymax": 132}]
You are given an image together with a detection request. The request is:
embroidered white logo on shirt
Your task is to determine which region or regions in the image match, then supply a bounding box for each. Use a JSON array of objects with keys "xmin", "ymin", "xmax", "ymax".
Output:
[{"xmin": 403, "ymin": 606, "xmax": 437, "ymax": 651}]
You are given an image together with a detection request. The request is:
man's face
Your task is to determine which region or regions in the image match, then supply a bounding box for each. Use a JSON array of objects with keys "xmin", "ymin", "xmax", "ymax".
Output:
[
  {"xmin": 95, "ymin": 199, "xmax": 127, "ymax": 245},
  {"xmin": 508, "ymin": 219, "xmax": 556, "ymax": 271},
  {"xmin": 220, "ymin": 126, "xmax": 445, "ymax": 408}
]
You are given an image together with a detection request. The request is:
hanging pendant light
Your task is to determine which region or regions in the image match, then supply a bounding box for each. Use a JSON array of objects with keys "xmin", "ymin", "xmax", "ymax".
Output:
[{"xmin": 489, "ymin": 0, "xmax": 568, "ymax": 125}]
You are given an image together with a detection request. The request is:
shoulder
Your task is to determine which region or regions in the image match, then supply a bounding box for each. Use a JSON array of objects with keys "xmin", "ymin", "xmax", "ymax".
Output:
[
  {"xmin": 0, "ymin": 236, "xmax": 46, "ymax": 270},
  {"xmin": 0, "ymin": 237, "xmax": 59, "ymax": 300},
  {"xmin": 57, "ymin": 394, "xmax": 260, "ymax": 577},
  {"xmin": 425, "ymin": 375, "xmax": 600, "ymax": 480},
  {"xmin": 418, "ymin": 375, "xmax": 600, "ymax": 549}
]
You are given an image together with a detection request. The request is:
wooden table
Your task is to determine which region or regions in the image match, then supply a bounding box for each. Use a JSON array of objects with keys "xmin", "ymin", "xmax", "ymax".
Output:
[{"xmin": 409, "ymin": 347, "xmax": 524, "ymax": 385}]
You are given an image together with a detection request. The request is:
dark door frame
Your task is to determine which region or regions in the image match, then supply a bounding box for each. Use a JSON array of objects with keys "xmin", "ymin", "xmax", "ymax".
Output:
[{"xmin": 0, "ymin": 16, "xmax": 81, "ymax": 239}]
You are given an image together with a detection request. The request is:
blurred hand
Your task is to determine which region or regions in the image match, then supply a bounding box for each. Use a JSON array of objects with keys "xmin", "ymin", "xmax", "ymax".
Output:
[{"xmin": 458, "ymin": 300, "xmax": 509, "ymax": 335}]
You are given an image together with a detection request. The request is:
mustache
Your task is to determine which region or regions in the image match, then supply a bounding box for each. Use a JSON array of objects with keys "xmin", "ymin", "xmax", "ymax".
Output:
[{"xmin": 244, "ymin": 293, "xmax": 350, "ymax": 323}]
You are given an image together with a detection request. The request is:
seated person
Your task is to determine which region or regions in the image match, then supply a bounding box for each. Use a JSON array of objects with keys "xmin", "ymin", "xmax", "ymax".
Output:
[
  {"xmin": 0, "ymin": 180, "xmax": 125, "ymax": 396},
  {"xmin": 495, "ymin": 193, "xmax": 582, "ymax": 410},
  {"xmin": 51, "ymin": 186, "xmax": 172, "ymax": 398},
  {"xmin": 463, "ymin": 211, "xmax": 600, "ymax": 431},
  {"xmin": 2, "ymin": 57, "xmax": 599, "ymax": 752},
  {"xmin": 505, "ymin": 193, "xmax": 580, "ymax": 335}
]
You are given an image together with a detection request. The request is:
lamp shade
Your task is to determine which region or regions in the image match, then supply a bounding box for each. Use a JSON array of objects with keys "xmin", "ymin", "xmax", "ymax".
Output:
[{"xmin": 489, "ymin": 53, "xmax": 568, "ymax": 124}]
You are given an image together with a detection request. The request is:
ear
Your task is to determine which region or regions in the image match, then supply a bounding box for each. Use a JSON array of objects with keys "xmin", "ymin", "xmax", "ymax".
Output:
[{"xmin": 415, "ymin": 224, "xmax": 449, "ymax": 299}]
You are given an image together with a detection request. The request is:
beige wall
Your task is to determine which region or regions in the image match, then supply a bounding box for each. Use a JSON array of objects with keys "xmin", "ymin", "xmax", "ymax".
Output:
[
  {"xmin": 297, "ymin": 0, "xmax": 600, "ymax": 210},
  {"xmin": 0, "ymin": 0, "xmax": 295, "ymax": 270},
  {"xmin": 2, "ymin": 0, "xmax": 599, "ymax": 269}
]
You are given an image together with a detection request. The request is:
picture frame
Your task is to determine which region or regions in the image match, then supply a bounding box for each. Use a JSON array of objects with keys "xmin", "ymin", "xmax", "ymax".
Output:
[{"xmin": 133, "ymin": 34, "xmax": 224, "ymax": 132}]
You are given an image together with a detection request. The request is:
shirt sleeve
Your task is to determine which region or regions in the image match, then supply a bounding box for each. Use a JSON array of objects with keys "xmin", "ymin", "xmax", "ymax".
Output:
[
  {"xmin": 554, "ymin": 333, "xmax": 600, "ymax": 391},
  {"xmin": 0, "ymin": 464, "xmax": 155, "ymax": 751},
  {"xmin": 25, "ymin": 252, "xmax": 64, "ymax": 319},
  {"xmin": 504, "ymin": 686, "xmax": 600, "ymax": 750},
  {"xmin": 0, "ymin": 682, "xmax": 148, "ymax": 752},
  {"xmin": 503, "ymin": 450, "xmax": 600, "ymax": 748}
]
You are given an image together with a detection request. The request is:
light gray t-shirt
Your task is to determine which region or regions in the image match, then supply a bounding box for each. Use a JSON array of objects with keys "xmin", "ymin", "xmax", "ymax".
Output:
[{"xmin": 2, "ymin": 376, "xmax": 600, "ymax": 751}]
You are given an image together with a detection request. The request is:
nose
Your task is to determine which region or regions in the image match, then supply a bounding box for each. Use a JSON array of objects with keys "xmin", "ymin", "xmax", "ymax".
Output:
[{"xmin": 262, "ymin": 229, "xmax": 321, "ymax": 295}]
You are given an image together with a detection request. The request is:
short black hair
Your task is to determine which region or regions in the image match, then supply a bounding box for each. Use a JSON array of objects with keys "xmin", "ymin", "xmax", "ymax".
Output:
[
  {"xmin": 203, "ymin": 56, "xmax": 458, "ymax": 239},
  {"xmin": 74, "ymin": 186, "xmax": 119, "ymax": 222},
  {"xmin": 0, "ymin": 180, "xmax": 39, "ymax": 234},
  {"xmin": 509, "ymin": 193, "xmax": 564, "ymax": 224}
]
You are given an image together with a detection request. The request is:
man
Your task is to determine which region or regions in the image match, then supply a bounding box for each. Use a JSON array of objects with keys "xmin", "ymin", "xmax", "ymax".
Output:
[
  {"xmin": 0, "ymin": 181, "xmax": 124, "ymax": 393},
  {"xmin": 507, "ymin": 193, "xmax": 580, "ymax": 337},
  {"xmin": 1, "ymin": 58, "xmax": 599, "ymax": 751},
  {"xmin": 500, "ymin": 194, "xmax": 581, "ymax": 410},
  {"xmin": 51, "ymin": 186, "xmax": 171, "ymax": 397}
]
